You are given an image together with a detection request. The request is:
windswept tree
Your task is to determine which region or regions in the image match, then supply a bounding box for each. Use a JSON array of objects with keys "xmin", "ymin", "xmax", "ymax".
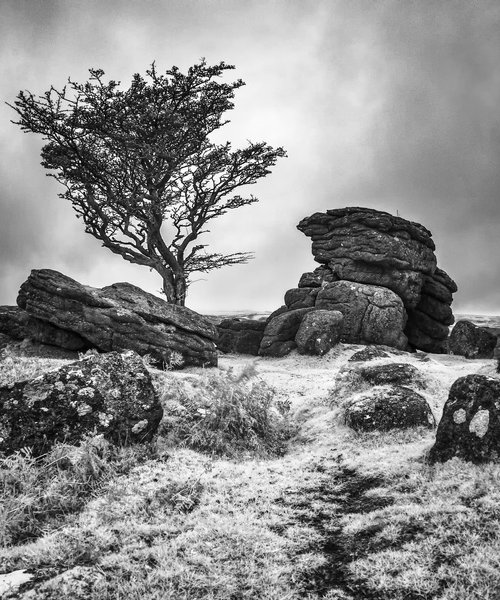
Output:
[{"xmin": 9, "ymin": 61, "xmax": 286, "ymax": 305}]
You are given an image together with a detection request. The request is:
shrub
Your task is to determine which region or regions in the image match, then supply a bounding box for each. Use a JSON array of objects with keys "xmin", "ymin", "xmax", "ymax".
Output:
[{"xmin": 159, "ymin": 364, "xmax": 296, "ymax": 458}]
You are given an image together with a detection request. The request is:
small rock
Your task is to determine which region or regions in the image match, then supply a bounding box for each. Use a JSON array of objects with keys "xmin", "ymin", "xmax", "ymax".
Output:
[{"xmin": 343, "ymin": 386, "xmax": 435, "ymax": 432}]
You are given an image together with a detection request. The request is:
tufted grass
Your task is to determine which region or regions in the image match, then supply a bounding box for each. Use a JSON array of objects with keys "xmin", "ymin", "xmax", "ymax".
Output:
[{"xmin": 156, "ymin": 363, "xmax": 298, "ymax": 459}]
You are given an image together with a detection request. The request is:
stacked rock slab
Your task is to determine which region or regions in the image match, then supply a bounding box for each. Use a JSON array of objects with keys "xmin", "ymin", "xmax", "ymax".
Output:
[
  {"xmin": 16, "ymin": 269, "xmax": 218, "ymax": 367},
  {"xmin": 294, "ymin": 207, "xmax": 456, "ymax": 353}
]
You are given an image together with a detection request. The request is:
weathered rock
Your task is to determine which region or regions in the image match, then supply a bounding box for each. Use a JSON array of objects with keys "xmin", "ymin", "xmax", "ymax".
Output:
[
  {"xmin": 297, "ymin": 207, "xmax": 437, "ymax": 308},
  {"xmin": 295, "ymin": 309, "xmax": 343, "ymax": 356},
  {"xmin": 448, "ymin": 320, "xmax": 498, "ymax": 359},
  {"xmin": 217, "ymin": 318, "xmax": 266, "ymax": 355},
  {"xmin": 266, "ymin": 305, "xmax": 289, "ymax": 323},
  {"xmin": 0, "ymin": 351, "xmax": 163, "ymax": 456},
  {"xmin": 343, "ymin": 386, "xmax": 435, "ymax": 432},
  {"xmin": 316, "ymin": 281, "xmax": 408, "ymax": 349},
  {"xmin": 429, "ymin": 375, "xmax": 500, "ymax": 463},
  {"xmin": 298, "ymin": 266, "xmax": 336, "ymax": 288},
  {"xmin": 355, "ymin": 363, "xmax": 425, "ymax": 388},
  {"xmin": 348, "ymin": 346, "xmax": 390, "ymax": 362},
  {"xmin": 296, "ymin": 208, "xmax": 456, "ymax": 353},
  {"xmin": 284, "ymin": 287, "xmax": 319, "ymax": 310},
  {"xmin": 259, "ymin": 307, "xmax": 314, "ymax": 357},
  {"xmin": 0, "ymin": 306, "xmax": 29, "ymax": 340},
  {"xmin": 17, "ymin": 269, "xmax": 218, "ymax": 367}
]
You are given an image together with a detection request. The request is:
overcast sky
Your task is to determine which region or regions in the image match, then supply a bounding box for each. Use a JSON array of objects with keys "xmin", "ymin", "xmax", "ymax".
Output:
[{"xmin": 1, "ymin": 0, "xmax": 499, "ymax": 314}]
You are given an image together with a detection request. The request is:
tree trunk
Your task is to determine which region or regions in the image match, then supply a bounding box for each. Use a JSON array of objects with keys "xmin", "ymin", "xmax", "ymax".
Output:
[{"xmin": 161, "ymin": 271, "xmax": 187, "ymax": 306}]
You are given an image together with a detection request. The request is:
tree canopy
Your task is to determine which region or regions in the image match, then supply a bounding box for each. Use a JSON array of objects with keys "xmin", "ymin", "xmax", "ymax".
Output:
[{"xmin": 9, "ymin": 60, "xmax": 286, "ymax": 305}]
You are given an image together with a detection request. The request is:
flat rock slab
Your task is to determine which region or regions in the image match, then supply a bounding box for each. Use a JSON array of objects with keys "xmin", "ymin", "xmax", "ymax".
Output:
[{"xmin": 17, "ymin": 269, "xmax": 218, "ymax": 367}]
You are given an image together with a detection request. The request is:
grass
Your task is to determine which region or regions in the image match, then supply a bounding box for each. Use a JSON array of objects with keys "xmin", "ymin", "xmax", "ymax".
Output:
[
  {"xmin": 157, "ymin": 363, "xmax": 297, "ymax": 459},
  {"xmin": 1, "ymin": 344, "xmax": 500, "ymax": 598}
]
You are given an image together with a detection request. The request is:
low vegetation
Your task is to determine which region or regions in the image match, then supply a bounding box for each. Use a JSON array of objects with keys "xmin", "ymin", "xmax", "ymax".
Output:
[
  {"xmin": 157, "ymin": 363, "xmax": 297, "ymax": 459},
  {"xmin": 1, "ymin": 345, "xmax": 500, "ymax": 599}
]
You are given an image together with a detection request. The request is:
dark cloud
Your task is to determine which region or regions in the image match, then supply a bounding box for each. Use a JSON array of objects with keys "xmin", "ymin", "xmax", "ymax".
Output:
[{"xmin": 0, "ymin": 0, "xmax": 499, "ymax": 313}]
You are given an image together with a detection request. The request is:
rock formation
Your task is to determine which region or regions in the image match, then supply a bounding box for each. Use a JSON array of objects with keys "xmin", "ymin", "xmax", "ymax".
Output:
[
  {"xmin": 0, "ymin": 351, "xmax": 163, "ymax": 456},
  {"xmin": 15, "ymin": 269, "xmax": 218, "ymax": 367},
  {"xmin": 429, "ymin": 374, "xmax": 500, "ymax": 463},
  {"xmin": 260, "ymin": 207, "xmax": 456, "ymax": 356}
]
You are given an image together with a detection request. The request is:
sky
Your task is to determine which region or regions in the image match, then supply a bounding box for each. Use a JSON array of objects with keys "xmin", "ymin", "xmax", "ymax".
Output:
[{"xmin": 1, "ymin": 0, "xmax": 499, "ymax": 314}]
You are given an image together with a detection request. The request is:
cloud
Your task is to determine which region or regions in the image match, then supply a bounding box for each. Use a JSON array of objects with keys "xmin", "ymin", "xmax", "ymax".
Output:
[{"xmin": 0, "ymin": 0, "xmax": 499, "ymax": 314}]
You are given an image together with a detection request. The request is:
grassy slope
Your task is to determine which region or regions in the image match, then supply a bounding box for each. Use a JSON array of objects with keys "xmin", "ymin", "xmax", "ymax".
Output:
[{"xmin": 1, "ymin": 341, "xmax": 500, "ymax": 599}]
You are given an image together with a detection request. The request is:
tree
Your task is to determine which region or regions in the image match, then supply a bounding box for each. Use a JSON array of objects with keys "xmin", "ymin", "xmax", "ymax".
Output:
[{"xmin": 8, "ymin": 60, "xmax": 286, "ymax": 305}]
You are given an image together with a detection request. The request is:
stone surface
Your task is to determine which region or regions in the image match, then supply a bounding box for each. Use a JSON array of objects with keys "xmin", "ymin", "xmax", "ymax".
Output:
[
  {"xmin": 448, "ymin": 320, "xmax": 498, "ymax": 359},
  {"xmin": 0, "ymin": 351, "xmax": 163, "ymax": 456},
  {"xmin": 17, "ymin": 269, "xmax": 218, "ymax": 367},
  {"xmin": 217, "ymin": 318, "xmax": 266, "ymax": 355},
  {"xmin": 284, "ymin": 287, "xmax": 319, "ymax": 310},
  {"xmin": 259, "ymin": 307, "xmax": 314, "ymax": 357},
  {"xmin": 297, "ymin": 207, "xmax": 437, "ymax": 308},
  {"xmin": 348, "ymin": 346, "xmax": 391, "ymax": 362},
  {"xmin": 316, "ymin": 281, "xmax": 408, "ymax": 349},
  {"xmin": 295, "ymin": 309, "xmax": 343, "ymax": 356},
  {"xmin": 0, "ymin": 306, "xmax": 29, "ymax": 340},
  {"xmin": 355, "ymin": 362, "xmax": 425, "ymax": 388},
  {"xmin": 429, "ymin": 375, "xmax": 500, "ymax": 463},
  {"xmin": 343, "ymin": 386, "xmax": 435, "ymax": 432},
  {"xmin": 295, "ymin": 208, "xmax": 456, "ymax": 353}
]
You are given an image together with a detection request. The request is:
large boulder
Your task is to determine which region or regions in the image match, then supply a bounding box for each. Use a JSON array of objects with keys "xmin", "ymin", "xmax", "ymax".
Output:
[
  {"xmin": 295, "ymin": 309, "xmax": 343, "ymax": 355},
  {"xmin": 217, "ymin": 318, "xmax": 266, "ymax": 355},
  {"xmin": 259, "ymin": 307, "xmax": 314, "ymax": 357},
  {"xmin": 448, "ymin": 320, "xmax": 498, "ymax": 359},
  {"xmin": 17, "ymin": 269, "xmax": 218, "ymax": 367},
  {"xmin": 297, "ymin": 207, "xmax": 437, "ymax": 308},
  {"xmin": 343, "ymin": 386, "xmax": 435, "ymax": 432},
  {"xmin": 429, "ymin": 375, "xmax": 500, "ymax": 463},
  {"xmin": 315, "ymin": 281, "xmax": 408, "ymax": 349},
  {"xmin": 0, "ymin": 351, "xmax": 163, "ymax": 456},
  {"xmin": 296, "ymin": 207, "xmax": 456, "ymax": 353}
]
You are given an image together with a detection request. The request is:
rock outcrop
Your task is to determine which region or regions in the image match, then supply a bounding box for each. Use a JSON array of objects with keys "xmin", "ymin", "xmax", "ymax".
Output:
[
  {"xmin": 448, "ymin": 320, "xmax": 498, "ymax": 359},
  {"xmin": 0, "ymin": 351, "xmax": 163, "ymax": 456},
  {"xmin": 16, "ymin": 269, "xmax": 218, "ymax": 367},
  {"xmin": 429, "ymin": 375, "xmax": 500, "ymax": 463},
  {"xmin": 259, "ymin": 207, "xmax": 456, "ymax": 356}
]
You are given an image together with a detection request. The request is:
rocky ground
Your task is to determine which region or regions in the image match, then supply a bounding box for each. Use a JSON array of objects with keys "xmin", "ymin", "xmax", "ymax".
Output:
[{"xmin": 1, "ymin": 325, "xmax": 500, "ymax": 599}]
